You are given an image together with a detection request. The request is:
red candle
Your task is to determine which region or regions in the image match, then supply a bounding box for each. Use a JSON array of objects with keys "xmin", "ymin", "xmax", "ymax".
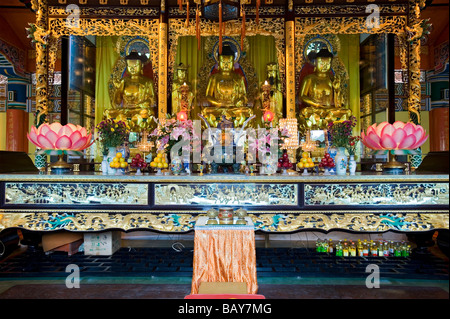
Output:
[
  {"xmin": 177, "ymin": 111, "xmax": 188, "ymax": 122},
  {"xmin": 263, "ymin": 110, "xmax": 274, "ymax": 122}
]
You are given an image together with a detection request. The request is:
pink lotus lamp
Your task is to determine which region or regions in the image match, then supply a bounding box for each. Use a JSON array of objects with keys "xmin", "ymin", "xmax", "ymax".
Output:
[
  {"xmin": 361, "ymin": 121, "xmax": 428, "ymax": 172},
  {"xmin": 27, "ymin": 122, "xmax": 94, "ymax": 170}
]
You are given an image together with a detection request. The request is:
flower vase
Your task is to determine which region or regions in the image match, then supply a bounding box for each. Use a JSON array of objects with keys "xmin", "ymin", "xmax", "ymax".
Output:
[
  {"xmin": 106, "ymin": 146, "xmax": 117, "ymax": 175},
  {"xmin": 34, "ymin": 150, "xmax": 47, "ymax": 172},
  {"xmin": 335, "ymin": 147, "xmax": 348, "ymax": 176},
  {"xmin": 170, "ymin": 155, "xmax": 183, "ymax": 175},
  {"xmin": 263, "ymin": 156, "xmax": 278, "ymax": 175},
  {"xmin": 349, "ymin": 155, "xmax": 357, "ymax": 175},
  {"xmin": 101, "ymin": 155, "xmax": 108, "ymax": 175}
]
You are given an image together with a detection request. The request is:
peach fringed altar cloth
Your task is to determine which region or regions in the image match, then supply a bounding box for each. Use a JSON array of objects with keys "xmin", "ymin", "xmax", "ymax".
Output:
[{"xmin": 191, "ymin": 217, "xmax": 258, "ymax": 295}]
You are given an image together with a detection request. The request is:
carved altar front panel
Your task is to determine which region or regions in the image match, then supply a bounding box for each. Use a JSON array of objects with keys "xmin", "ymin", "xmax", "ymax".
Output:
[
  {"xmin": 304, "ymin": 183, "xmax": 449, "ymax": 206},
  {"xmin": 154, "ymin": 183, "xmax": 298, "ymax": 206},
  {"xmin": 5, "ymin": 182, "xmax": 148, "ymax": 206}
]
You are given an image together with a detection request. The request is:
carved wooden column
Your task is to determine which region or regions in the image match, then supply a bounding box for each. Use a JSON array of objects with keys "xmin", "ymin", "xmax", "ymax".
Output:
[
  {"xmin": 32, "ymin": 0, "xmax": 49, "ymax": 127},
  {"xmin": 285, "ymin": 1, "xmax": 295, "ymax": 118},
  {"xmin": 407, "ymin": 0, "xmax": 425, "ymax": 168},
  {"xmin": 158, "ymin": 1, "xmax": 168, "ymax": 119}
]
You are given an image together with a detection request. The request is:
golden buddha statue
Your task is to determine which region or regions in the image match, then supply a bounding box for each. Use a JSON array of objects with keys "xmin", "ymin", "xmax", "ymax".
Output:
[
  {"xmin": 107, "ymin": 51, "xmax": 156, "ymax": 132},
  {"xmin": 298, "ymin": 48, "xmax": 351, "ymax": 130},
  {"xmin": 172, "ymin": 63, "xmax": 194, "ymax": 117},
  {"xmin": 258, "ymin": 62, "xmax": 283, "ymax": 126},
  {"xmin": 202, "ymin": 45, "xmax": 251, "ymax": 127}
]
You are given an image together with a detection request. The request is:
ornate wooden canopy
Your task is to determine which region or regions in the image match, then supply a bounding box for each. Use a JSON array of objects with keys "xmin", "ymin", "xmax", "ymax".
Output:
[{"xmin": 29, "ymin": 0, "xmax": 426, "ymax": 128}]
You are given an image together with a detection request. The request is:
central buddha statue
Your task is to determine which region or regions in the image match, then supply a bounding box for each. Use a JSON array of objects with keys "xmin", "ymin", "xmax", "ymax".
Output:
[
  {"xmin": 298, "ymin": 48, "xmax": 352, "ymax": 130},
  {"xmin": 107, "ymin": 51, "xmax": 156, "ymax": 132},
  {"xmin": 202, "ymin": 45, "xmax": 252, "ymax": 128}
]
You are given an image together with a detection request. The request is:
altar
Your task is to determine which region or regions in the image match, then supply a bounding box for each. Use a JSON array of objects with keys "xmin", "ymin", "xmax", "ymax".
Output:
[{"xmin": 1, "ymin": 172, "xmax": 448, "ymax": 234}]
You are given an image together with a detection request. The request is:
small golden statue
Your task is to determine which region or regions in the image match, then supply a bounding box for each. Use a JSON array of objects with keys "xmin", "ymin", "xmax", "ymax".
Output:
[
  {"xmin": 107, "ymin": 51, "xmax": 156, "ymax": 132},
  {"xmin": 202, "ymin": 45, "xmax": 252, "ymax": 127},
  {"xmin": 172, "ymin": 63, "xmax": 194, "ymax": 118},
  {"xmin": 258, "ymin": 62, "xmax": 283, "ymax": 126},
  {"xmin": 298, "ymin": 48, "xmax": 351, "ymax": 130}
]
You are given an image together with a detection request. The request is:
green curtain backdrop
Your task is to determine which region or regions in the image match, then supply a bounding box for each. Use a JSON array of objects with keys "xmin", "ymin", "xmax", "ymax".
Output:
[
  {"xmin": 246, "ymin": 35, "xmax": 278, "ymax": 85},
  {"xmin": 174, "ymin": 35, "xmax": 278, "ymax": 95},
  {"xmin": 338, "ymin": 34, "xmax": 361, "ymax": 135},
  {"xmin": 94, "ymin": 36, "xmax": 119, "ymax": 161},
  {"xmin": 95, "ymin": 36, "xmax": 119, "ymax": 128}
]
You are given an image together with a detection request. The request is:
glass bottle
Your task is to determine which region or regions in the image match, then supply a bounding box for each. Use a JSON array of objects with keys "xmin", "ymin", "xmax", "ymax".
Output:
[
  {"xmin": 371, "ymin": 241, "xmax": 378, "ymax": 257},
  {"xmin": 336, "ymin": 241, "xmax": 343, "ymax": 257},
  {"xmin": 383, "ymin": 241, "xmax": 390, "ymax": 257},
  {"xmin": 328, "ymin": 239, "xmax": 334, "ymax": 254},
  {"xmin": 350, "ymin": 241, "xmax": 356, "ymax": 257},
  {"xmin": 405, "ymin": 244, "xmax": 411, "ymax": 257},
  {"xmin": 323, "ymin": 239, "xmax": 329, "ymax": 253},
  {"xmin": 378, "ymin": 241, "xmax": 384, "ymax": 257},
  {"xmin": 357, "ymin": 239, "xmax": 364, "ymax": 257},
  {"xmin": 394, "ymin": 242, "xmax": 402, "ymax": 257},
  {"xmin": 343, "ymin": 242, "xmax": 349, "ymax": 257},
  {"xmin": 389, "ymin": 241, "xmax": 395, "ymax": 256},
  {"xmin": 363, "ymin": 240, "xmax": 369, "ymax": 257}
]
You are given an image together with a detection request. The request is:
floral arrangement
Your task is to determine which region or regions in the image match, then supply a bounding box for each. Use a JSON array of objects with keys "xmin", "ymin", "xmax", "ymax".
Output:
[
  {"xmin": 96, "ymin": 119, "xmax": 129, "ymax": 154},
  {"xmin": 346, "ymin": 136, "xmax": 361, "ymax": 156},
  {"xmin": 247, "ymin": 124, "xmax": 290, "ymax": 161},
  {"xmin": 149, "ymin": 116, "xmax": 195, "ymax": 156},
  {"xmin": 327, "ymin": 116, "xmax": 357, "ymax": 149}
]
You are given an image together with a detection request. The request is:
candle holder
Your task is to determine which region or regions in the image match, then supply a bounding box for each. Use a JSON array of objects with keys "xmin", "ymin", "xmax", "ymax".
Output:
[
  {"xmin": 235, "ymin": 208, "xmax": 248, "ymax": 225},
  {"xmin": 206, "ymin": 208, "xmax": 219, "ymax": 225},
  {"xmin": 249, "ymin": 164, "xmax": 255, "ymax": 176}
]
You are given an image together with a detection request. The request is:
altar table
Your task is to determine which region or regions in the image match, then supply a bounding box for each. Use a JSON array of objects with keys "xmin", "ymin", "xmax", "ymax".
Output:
[
  {"xmin": 0, "ymin": 172, "xmax": 448, "ymax": 234},
  {"xmin": 191, "ymin": 217, "xmax": 258, "ymax": 295}
]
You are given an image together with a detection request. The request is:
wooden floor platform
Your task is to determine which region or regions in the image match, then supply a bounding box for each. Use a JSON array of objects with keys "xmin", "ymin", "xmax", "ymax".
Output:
[{"xmin": 0, "ymin": 283, "xmax": 448, "ymax": 299}]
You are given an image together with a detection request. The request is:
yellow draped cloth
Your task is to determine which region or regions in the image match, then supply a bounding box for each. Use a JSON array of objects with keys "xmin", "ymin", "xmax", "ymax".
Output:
[{"xmin": 191, "ymin": 218, "xmax": 258, "ymax": 295}]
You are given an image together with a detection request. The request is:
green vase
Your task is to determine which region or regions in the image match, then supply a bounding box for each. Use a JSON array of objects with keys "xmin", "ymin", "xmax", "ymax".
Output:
[{"xmin": 34, "ymin": 150, "xmax": 47, "ymax": 171}]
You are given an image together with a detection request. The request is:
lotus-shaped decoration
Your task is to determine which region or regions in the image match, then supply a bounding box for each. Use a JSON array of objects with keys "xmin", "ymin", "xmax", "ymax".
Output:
[
  {"xmin": 361, "ymin": 121, "xmax": 428, "ymax": 152},
  {"xmin": 361, "ymin": 121, "xmax": 428, "ymax": 172},
  {"xmin": 27, "ymin": 123, "xmax": 94, "ymax": 170},
  {"xmin": 28, "ymin": 122, "xmax": 93, "ymax": 152}
]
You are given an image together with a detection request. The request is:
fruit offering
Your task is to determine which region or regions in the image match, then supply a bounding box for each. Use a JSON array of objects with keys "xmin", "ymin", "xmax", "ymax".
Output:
[
  {"xmin": 131, "ymin": 153, "xmax": 147, "ymax": 171},
  {"xmin": 297, "ymin": 151, "xmax": 314, "ymax": 170},
  {"xmin": 109, "ymin": 152, "xmax": 128, "ymax": 169},
  {"xmin": 319, "ymin": 152, "xmax": 335, "ymax": 169},
  {"xmin": 278, "ymin": 150, "xmax": 293, "ymax": 170},
  {"xmin": 149, "ymin": 151, "xmax": 169, "ymax": 170}
]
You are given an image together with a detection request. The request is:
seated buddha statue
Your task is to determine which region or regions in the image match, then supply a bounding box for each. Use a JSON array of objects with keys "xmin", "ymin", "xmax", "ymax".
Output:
[
  {"xmin": 106, "ymin": 51, "xmax": 156, "ymax": 132},
  {"xmin": 259, "ymin": 62, "xmax": 283, "ymax": 126},
  {"xmin": 202, "ymin": 45, "xmax": 252, "ymax": 128},
  {"xmin": 298, "ymin": 48, "xmax": 352, "ymax": 130},
  {"xmin": 172, "ymin": 62, "xmax": 194, "ymax": 117}
]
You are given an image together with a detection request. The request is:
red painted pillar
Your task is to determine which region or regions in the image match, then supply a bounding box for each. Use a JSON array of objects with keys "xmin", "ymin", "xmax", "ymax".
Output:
[
  {"xmin": 6, "ymin": 109, "xmax": 28, "ymax": 153},
  {"xmin": 429, "ymin": 107, "xmax": 449, "ymax": 152}
]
